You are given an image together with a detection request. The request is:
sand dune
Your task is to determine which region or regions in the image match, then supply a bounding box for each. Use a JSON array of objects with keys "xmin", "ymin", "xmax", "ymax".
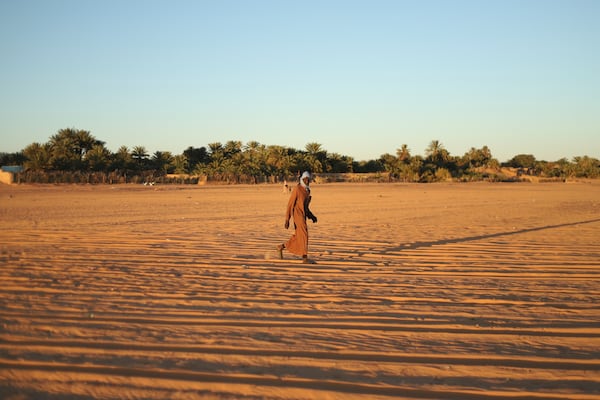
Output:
[{"xmin": 1, "ymin": 182, "xmax": 599, "ymax": 399}]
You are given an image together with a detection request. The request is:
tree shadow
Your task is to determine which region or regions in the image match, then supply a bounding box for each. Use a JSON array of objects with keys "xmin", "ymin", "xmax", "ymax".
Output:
[{"xmin": 387, "ymin": 217, "xmax": 600, "ymax": 252}]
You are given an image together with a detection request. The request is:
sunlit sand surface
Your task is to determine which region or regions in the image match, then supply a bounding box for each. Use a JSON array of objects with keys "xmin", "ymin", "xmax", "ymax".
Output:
[{"xmin": 1, "ymin": 182, "xmax": 599, "ymax": 399}]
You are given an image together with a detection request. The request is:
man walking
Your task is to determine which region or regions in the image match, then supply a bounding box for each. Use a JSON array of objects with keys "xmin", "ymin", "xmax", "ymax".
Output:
[{"xmin": 277, "ymin": 171, "xmax": 317, "ymax": 263}]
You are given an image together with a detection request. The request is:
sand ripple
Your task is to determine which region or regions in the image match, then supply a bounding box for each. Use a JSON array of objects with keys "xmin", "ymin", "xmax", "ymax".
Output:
[{"xmin": 1, "ymin": 183, "xmax": 599, "ymax": 399}]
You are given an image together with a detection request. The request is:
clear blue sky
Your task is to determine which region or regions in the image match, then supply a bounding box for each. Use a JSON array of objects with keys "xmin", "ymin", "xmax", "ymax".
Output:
[{"xmin": 1, "ymin": 0, "xmax": 598, "ymax": 162}]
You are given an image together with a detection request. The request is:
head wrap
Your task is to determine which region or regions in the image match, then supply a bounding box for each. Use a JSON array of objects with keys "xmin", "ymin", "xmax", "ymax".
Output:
[{"xmin": 300, "ymin": 171, "xmax": 311, "ymax": 192}]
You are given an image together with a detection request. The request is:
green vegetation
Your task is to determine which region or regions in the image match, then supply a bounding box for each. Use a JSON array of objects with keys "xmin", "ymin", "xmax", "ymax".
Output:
[{"xmin": 1, "ymin": 128, "xmax": 598, "ymax": 184}]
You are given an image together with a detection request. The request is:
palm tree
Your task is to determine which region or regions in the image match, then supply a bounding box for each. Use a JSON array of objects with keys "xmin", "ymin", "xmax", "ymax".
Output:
[
  {"xmin": 396, "ymin": 144, "xmax": 411, "ymax": 163},
  {"xmin": 49, "ymin": 129, "xmax": 78, "ymax": 170},
  {"xmin": 305, "ymin": 142, "xmax": 323, "ymax": 155},
  {"xmin": 171, "ymin": 154, "xmax": 188, "ymax": 174},
  {"xmin": 304, "ymin": 142, "xmax": 326, "ymax": 173},
  {"xmin": 48, "ymin": 128, "xmax": 102, "ymax": 170},
  {"xmin": 302, "ymin": 153, "xmax": 323, "ymax": 174},
  {"xmin": 242, "ymin": 141, "xmax": 266, "ymax": 181},
  {"xmin": 151, "ymin": 151, "xmax": 174, "ymax": 174},
  {"xmin": 291, "ymin": 151, "xmax": 311, "ymax": 175},
  {"xmin": 75, "ymin": 129, "xmax": 102, "ymax": 159},
  {"xmin": 380, "ymin": 153, "xmax": 398, "ymax": 175},
  {"xmin": 23, "ymin": 142, "xmax": 51, "ymax": 170},
  {"xmin": 203, "ymin": 150, "xmax": 226, "ymax": 179},
  {"xmin": 183, "ymin": 146, "xmax": 209, "ymax": 172},
  {"xmin": 328, "ymin": 153, "xmax": 352, "ymax": 173},
  {"xmin": 425, "ymin": 140, "xmax": 451, "ymax": 169},
  {"xmin": 425, "ymin": 140, "xmax": 443, "ymax": 160},
  {"xmin": 131, "ymin": 146, "xmax": 149, "ymax": 170},
  {"xmin": 244, "ymin": 141, "xmax": 261, "ymax": 152},
  {"xmin": 223, "ymin": 140, "xmax": 242, "ymax": 157},
  {"xmin": 208, "ymin": 142, "xmax": 223, "ymax": 155},
  {"xmin": 465, "ymin": 146, "xmax": 493, "ymax": 168},
  {"xmin": 85, "ymin": 144, "xmax": 111, "ymax": 171},
  {"xmin": 112, "ymin": 146, "xmax": 133, "ymax": 170},
  {"xmin": 266, "ymin": 145, "xmax": 291, "ymax": 177}
]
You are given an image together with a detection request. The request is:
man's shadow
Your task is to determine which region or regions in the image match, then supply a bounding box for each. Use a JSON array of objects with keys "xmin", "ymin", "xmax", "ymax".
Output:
[{"xmin": 385, "ymin": 217, "xmax": 600, "ymax": 252}]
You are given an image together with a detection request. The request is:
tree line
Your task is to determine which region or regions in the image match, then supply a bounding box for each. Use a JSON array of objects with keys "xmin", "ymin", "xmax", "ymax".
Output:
[{"xmin": 1, "ymin": 128, "xmax": 598, "ymax": 184}]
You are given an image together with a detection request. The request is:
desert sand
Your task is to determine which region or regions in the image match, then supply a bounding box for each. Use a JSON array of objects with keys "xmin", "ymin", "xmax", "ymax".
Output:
[{"xmin": 0, "ymin": 181, "xmax": 599, "ymax": 400}]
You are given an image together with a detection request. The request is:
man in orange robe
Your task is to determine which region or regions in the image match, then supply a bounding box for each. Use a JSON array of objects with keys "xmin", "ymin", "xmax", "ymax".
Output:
[{"xmin": 277, "ymin": 171, "xmax": 318, "ymax": 263}]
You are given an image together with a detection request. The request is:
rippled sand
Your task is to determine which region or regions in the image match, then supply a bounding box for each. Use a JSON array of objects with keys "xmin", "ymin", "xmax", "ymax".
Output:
[{"xmin": 1, "ymin": 182, "xmax": 599, "ymax": 399}]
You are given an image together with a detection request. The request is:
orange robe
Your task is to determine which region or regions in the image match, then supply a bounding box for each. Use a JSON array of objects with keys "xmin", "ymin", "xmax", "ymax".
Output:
[{"xmin": 285, "ymin": 184, "xmax": 315, "ymax": 256}]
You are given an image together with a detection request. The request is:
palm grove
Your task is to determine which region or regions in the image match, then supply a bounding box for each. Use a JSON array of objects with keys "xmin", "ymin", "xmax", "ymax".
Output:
[{"xmin": 1, "ymin": 128, "xmax": 599, "ymax": 184}]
